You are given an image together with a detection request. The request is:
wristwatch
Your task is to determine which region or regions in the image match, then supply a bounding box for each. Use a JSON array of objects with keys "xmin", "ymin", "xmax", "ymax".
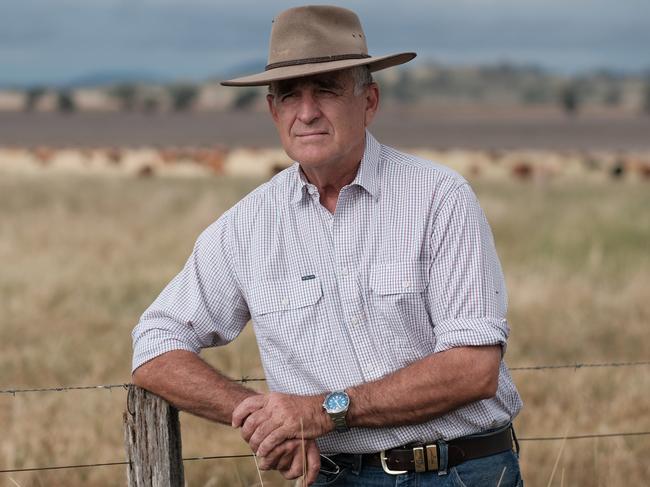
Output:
[{"xmin": 322, "ymin": 390, "xmax": 350, "ymax": 432}]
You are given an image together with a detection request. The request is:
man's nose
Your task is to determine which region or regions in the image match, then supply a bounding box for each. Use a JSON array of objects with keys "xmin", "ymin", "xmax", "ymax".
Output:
[{"xmin": 296, "ymin": 92, "xmax": 321, "ymax": 124}]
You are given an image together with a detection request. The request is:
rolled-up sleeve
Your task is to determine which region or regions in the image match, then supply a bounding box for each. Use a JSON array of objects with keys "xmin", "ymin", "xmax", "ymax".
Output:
[
  {"xmin": 427, "ymin": 183, "xmax": 510, "ymax": 354},
  {"xmin": 131, "ymin": 211, "xmax": 249, "ymax": 372}
]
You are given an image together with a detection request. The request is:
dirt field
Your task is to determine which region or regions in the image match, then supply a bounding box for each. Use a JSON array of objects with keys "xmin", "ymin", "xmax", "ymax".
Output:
[
  {"xmin": 1, "ymin": 172, "xmax": 649, "ymax": 486},
  {"xmin": 2, "ymin": 108, "xmax": 650, "ymax": 150}
]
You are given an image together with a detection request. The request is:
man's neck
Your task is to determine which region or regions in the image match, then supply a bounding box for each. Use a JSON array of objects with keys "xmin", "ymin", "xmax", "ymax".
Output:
[
  {"xmin": 299, "ymin": 137, "xmax": 366, "ymax": 214},
  {"xmin": 300, "ymin": 156, "xmax": 362, "ymax": 214},
  {"xmin": 306, "ymin": 165, "xmax": 358, "ymax": 214}
]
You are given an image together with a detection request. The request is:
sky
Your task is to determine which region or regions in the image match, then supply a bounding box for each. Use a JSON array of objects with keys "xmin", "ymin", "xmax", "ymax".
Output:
[{"xmin": 1, "ymin": 0, "xmax": 649, "ymax": 86}]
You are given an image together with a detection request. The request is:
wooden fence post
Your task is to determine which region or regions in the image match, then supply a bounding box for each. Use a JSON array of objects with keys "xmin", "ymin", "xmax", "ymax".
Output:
[{"xmin": 123, "ymin": 385, "xmax": 184, "ymax": 487}]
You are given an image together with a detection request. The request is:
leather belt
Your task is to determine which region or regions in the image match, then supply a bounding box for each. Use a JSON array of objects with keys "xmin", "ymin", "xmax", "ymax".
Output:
[{"xmin": 330, "ymin": 425, "xmax": 516, "ymax": 475}]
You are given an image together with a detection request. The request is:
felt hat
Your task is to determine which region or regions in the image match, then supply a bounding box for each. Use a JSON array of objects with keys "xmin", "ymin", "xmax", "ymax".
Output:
[{"xmin": 221, "ymin": 5, "xmax": 416, "ymax": 86}]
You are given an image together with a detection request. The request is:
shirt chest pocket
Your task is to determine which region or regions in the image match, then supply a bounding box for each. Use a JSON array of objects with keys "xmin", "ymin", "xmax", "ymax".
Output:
[
  {"xmin": 247, "ymin": 278, "xmax": 324, "ymax": 364},
  {"xmin": 370, "ymin": 261, "xmax": 428, "ymax": 296},
  {"xmin": 368, "ymin": 261, "xmax": 435, "ymax": 358}
]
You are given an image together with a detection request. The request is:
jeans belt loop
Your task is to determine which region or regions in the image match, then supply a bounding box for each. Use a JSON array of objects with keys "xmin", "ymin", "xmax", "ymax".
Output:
[
  {"xmin": 511, "ymin": 425, "xmax": 521, "ymax": 455},
  {"xmin": 436, "ymin": 439, "xmax": 449, "ymax": 476},
  {"xmin": 351, "ymin": 453, "xmax": 362, "ymax": 475}
]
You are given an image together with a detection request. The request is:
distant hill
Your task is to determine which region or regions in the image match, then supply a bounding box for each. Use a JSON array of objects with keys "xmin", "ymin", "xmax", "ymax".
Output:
[
  {"xmin": 63, "ymin": 70, "xmax": 171, "ymax": 89},
  {"xmin": 374, "ymin": 62, "xmax": 649, "ymax": 109},
  {"xmin": 2, "ymin": 62, "xmax": 648, "ymax": 114}
]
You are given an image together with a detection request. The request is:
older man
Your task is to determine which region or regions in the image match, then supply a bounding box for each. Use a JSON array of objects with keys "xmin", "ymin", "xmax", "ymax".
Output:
[{"xmin": 132, "ymin": 5, "xmax": 523, "ymax": 486}]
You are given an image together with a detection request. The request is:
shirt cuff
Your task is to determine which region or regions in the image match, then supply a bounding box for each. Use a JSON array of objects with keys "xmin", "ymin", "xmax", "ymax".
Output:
[
  {"xmin": 131, "ymin": 325, "xmax": 202, "ymax": 373},
  {"xmin": 433, "ymin": 317, "xmax": 510, "ymax": 355}
]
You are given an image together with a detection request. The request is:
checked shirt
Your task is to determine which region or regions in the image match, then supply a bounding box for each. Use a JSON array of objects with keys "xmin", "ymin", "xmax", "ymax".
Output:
[{"xmin": 131, "ymin": 131, "xmax": 522, "ymax": 454}]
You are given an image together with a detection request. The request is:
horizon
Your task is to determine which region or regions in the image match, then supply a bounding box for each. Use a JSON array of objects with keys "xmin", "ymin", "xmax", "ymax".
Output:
[{"xmin": 5, "ymin": 59, "xmax": 650, "ymax": 91}]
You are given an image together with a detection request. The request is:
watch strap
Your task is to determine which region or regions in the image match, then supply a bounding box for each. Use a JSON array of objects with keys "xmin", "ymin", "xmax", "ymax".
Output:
[{"xmin": 330, "ymin": 411, "xmax": 349, "ymax": 432}]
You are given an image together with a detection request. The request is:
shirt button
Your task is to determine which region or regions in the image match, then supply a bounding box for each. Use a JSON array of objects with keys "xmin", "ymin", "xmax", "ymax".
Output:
[
  {"xmin": 281, "ymin": 298, "xmax": 289, "ymax": 306},
  {"xmin": 340, "ymin": 267, "xmax": 349, "ymax": 276},
  {"xmin": 402, "ymin": 280, "xmax": 410, "ymax": 289},
  {"xmin": 351, "ymin": 317, "xmax": 359, "ymax": 326}
]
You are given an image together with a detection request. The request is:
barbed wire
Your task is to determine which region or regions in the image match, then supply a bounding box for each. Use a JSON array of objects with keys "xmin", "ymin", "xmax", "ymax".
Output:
[
  {"xmin": 0, "ymin": 454, "xmax": 255, "ymax": 474},
  {"xmin": 183, "ymin": 453, "xmax": 253, "ymax": 462},
  {"xmin": 0, "ymin": 384, "xmax": 129, "ymax": 396},
  {"xmin": 509, "ymin": 360, "xmax": 650, "ymax": 371},
  {"xmin": 2, "ymin": 431, "xmax": 649, "ymax": 474},
  {"xmin": 0, "ymin": 461, "xmax": 129, "ymax": 474},
  {"xmin": 237, "ymin": 377, "xmax": 267, "ymax": 384},
  {"xmin": 1, "ymin": 360, "xmax": 648, "ymax": 396},
  {"xmin": 518, "ymin": 431, "xmax": 650, "ymax": 441}
]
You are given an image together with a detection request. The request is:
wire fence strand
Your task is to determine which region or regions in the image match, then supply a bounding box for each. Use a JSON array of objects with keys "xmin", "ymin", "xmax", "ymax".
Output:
[
  {"xmin": 0, "ymin": 384, "xmax": 129, "ymax": 395},
  {"xmin": 2, "ymin": 360, "xmax": 649, "ymax": 475},
  {"xmin": 518, "ymin": 431, "xmax": 650, "ymax": 441},
  {"xmin": 2, "ymin": 431, "xmax": 649, "ymax": 474},
  {"xmin": 0, "ymin": 461, "xmax": 129, "ymax": 474},
  {"xmin": 509, "ymin": 360, "xmax": 650, "ymax": 371},
  {"xmin": 1, "ymin": 360, "xmax": 649, "ymax": 396}
]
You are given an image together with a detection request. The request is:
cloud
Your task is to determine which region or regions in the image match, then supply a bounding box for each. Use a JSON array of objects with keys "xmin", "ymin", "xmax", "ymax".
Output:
[{"xmin": 1, "ymin": 0, "xmax": 649, "ymax": 85}]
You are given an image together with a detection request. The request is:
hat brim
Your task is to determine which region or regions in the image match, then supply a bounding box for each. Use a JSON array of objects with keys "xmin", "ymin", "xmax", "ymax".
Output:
[{"xmin": 221, "ymin": 52, "xmax": 416, "ymax": 87}]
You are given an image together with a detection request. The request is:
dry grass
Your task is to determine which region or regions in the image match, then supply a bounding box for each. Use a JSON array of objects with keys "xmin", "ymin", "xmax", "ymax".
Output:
[{"xmin": 0, "ymin": 172, "xmax": 648, "ymax": 486}]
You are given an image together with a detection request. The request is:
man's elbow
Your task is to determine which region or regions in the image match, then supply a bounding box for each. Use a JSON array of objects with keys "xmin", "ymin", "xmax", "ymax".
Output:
[
  {"xmin": 131, "ymin": 360, "xmax": 158, "ymax": 391},
  {"xmin": 469, "ymin": 346, "xmax": 501, "ymax": 400},
  {"xmin": 473, "ymin": 359, "xmax": 500, "ymax": 400},
  {"xmin": 131, "ymin": 367, "xmax": 150, "ymax": 391},
  {"xmin": 130, "ymin": 350, "xmax": 197, "ymax": 393},
  {"xmin": 477, "ymin": 369, "xmax": 499, "ymax": 399}
]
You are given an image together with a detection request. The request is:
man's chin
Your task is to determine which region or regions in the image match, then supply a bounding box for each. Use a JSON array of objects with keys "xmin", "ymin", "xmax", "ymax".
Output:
[{"xmin": 285, "ymin": 147, "xmax": 333, "ymax": 166}]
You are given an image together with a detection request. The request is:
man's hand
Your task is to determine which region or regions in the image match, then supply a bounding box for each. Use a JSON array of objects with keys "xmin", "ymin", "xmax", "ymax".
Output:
[
  {"xmin": 232, "ymin": 392, "xmax": 332, "ymax": 457},
  {"xmin": 256, "ymin": 438, "xmax": 321, "ymax": 485}
]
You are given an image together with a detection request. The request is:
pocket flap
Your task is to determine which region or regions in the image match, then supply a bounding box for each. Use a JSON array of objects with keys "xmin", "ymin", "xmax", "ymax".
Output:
[
  {"xmin": 370, "ymin": 261, "xmax": 428, "ymax": 295},
  {"xmin": 248, "ymin": 277, "xmax": 323, "ymax": 315}
]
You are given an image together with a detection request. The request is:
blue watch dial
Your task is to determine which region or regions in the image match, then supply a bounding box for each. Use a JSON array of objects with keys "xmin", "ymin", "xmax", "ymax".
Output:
[{"xmin": 325, "ymin": 391, "xmax": 349, "ymax": 413}]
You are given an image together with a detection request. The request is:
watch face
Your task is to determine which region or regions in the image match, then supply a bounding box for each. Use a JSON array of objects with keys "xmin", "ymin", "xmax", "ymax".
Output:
[{"xmin": 325, "ymin": 391, "xmax": 349, "ymax": 413}]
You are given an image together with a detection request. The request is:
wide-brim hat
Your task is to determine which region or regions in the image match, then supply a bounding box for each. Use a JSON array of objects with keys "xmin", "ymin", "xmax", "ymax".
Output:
[{"xmin": 221, "ymin": 5, "xmax": 416, "ymax": 87}]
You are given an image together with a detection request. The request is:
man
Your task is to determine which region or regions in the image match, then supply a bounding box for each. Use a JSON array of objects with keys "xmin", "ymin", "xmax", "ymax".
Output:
[{"xmin": 132, "ymin": 5, "xmax": 523, "ymax": 486}]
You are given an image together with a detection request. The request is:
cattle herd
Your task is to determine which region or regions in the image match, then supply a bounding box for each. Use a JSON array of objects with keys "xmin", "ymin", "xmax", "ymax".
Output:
[{"xmin": 1, "ymin": 145, "xmax": 649, "ymax": 182}]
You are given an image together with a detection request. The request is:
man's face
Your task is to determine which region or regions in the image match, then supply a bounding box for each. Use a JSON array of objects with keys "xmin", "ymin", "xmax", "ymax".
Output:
[{"xmin": 266, "ymin": 69, "xmax": 379, "ymax": 170}]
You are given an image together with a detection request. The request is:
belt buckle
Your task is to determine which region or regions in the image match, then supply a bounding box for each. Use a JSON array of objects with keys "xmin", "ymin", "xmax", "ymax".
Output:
[
  {"xmin": 379, "ymin": 450, "xmax": 407, "ymax": 475},
  {"xmin": 426, "ymin": 444, "xmax": 438, "ymax": 471}
]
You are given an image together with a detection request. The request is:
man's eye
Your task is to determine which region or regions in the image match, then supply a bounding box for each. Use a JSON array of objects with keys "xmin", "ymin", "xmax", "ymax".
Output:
[{"xmin": 280, "ymin": 93, "xmax": 296, "ymax": 102}]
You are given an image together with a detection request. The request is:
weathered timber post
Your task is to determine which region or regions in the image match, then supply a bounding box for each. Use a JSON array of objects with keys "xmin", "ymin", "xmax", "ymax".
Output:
[{"xmin": 123, "ymin": 385, "xmax": 184, "ymax": 487}]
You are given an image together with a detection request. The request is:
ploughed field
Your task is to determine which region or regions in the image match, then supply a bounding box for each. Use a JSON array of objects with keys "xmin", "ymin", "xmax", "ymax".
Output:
[
  {"xmin": 2, "ymin": 108, "xmax": 650, "ymax": 150},
  {"xmin": 0, "ymin": 171, "xmax": 648, "ymax": 486}
]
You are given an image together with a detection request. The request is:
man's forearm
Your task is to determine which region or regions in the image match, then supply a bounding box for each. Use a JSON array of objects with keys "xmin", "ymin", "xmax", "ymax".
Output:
[
  {"xmin": 234, "ymin": 345, "xmax": 503, "ymax": 459},
  {"xmin": 131, "ymin": 349, "xmax": 257, "ymax": 424},
  {"xmin": 346, "ymin": 345, "xmax": 501, "ymax": 428}
]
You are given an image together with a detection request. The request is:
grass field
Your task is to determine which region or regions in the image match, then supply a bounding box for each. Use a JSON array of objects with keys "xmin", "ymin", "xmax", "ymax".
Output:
[{"xmin": 1, "ymin": 172, "xmax": 649, "ymax": 486}]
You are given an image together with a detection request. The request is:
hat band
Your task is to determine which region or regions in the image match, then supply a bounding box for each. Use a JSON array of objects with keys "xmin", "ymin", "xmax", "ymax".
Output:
[{"xmin": 265, "ymin": 53, "xmax": 371, "ymax": 71}]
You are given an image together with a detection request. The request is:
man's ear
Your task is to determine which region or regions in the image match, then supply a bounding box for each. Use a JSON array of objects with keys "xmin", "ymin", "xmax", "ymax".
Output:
[
  {"xmin": 364, "ymin": 83, "xmax": 380, "ymax": 127},
  {"xmin": 266, "ymin": 94, "xmax": 279, "ymax": 122}
]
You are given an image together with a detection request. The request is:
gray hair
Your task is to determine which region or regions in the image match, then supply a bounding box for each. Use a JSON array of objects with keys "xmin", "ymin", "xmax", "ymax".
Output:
[
  {"xmin": 268, "ymin": 65, "xmax": 373, "ymax": 98},
  {"xmin": 350, "ymin": 65, "xmax": 374, "ymax": 95}
]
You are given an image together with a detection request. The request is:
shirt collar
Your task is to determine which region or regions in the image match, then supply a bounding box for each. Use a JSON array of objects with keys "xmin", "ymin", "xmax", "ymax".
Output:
[
  {"xmin": 290, "ymin": 130, "xmax": 381, "ymax": 205},
  {"xmin": 352, "ymin": 131, "xmax": 381, "ymax": 200}
]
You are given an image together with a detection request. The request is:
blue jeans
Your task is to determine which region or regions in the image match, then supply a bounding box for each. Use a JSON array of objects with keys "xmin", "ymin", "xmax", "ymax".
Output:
[{"xmin": 313, "ymin": 450, "xmax": 523, "ymax": 486}]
